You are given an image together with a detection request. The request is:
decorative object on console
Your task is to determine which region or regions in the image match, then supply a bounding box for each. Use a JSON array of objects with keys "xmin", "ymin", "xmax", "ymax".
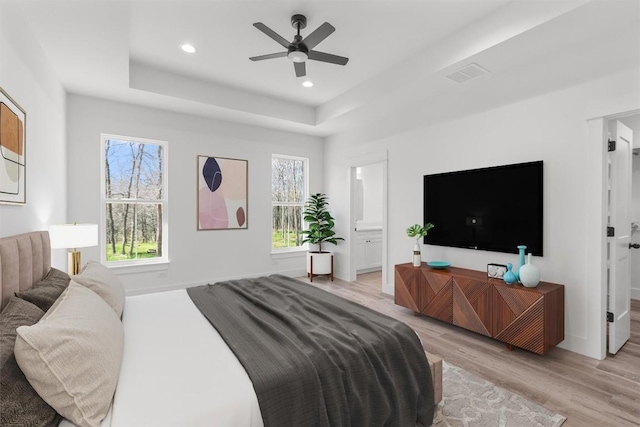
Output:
[
  {"xmin": 412, "ymin": 249, "xmax": 421, "ymax": 267},
  {"xmin": 197, "ymin": 155, "xmax": 248, "ymax": 230},
  {"xmin": 406, "ymin": 223, "xmax": 435, "ymax": 267},
  {"xmin": 427, "ymin": 261, "xmax": 450, "ymax": 269},
  {"xmin": 514, "ymin": 244, "xmax": 527, "ymax": 282},
  {"xmin": 487, "ymin": 263, "xmax": 507, "ymax": 279},
  {"xmin": 0, "ymin": 87, "xmax": 26, "ymax": 205},
  {"xmin": 503, "ymin": 263, "xmax": 517, "ymax": 284},
  {"xmin": 302, "ymin": 193, "xmax": 343, "ymax": 281},
  {"xmin": 49, "ymin": 223, "xmax": 98, "ymax": 275},
  {"xmin": 518, "ymin": 253, "xmax": 540, "ymax": 288}
]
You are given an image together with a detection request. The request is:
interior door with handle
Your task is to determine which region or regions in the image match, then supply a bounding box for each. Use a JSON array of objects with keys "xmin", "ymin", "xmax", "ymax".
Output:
[{"xmin": 608, "ymin": 120, "xmax": 633, "ymax": 354}]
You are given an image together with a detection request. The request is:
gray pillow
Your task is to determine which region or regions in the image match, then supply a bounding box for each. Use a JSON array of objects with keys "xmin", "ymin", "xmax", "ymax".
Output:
[
  {"xmin": 0, "ymin": 297, "xmax": 61, "ymax": 427},
  {"xmin": 15, "ymin": 267, "xmax": 70, "ymax": 312}
]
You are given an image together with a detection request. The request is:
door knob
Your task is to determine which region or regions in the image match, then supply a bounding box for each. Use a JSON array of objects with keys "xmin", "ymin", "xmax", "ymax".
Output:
[{"xmin": 630, "ymin": 243, "xmax": 640, "ymax": 249}]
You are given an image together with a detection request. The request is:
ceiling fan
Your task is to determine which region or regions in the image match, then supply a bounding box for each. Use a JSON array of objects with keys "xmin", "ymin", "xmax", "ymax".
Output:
[{"xmin": 249, "ymin": 14, "xmax": 349, "ymax": 78}]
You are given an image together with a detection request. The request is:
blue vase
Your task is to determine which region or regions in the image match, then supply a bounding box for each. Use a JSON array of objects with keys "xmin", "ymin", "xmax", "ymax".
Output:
[
  {"xmin": 514, "ymin": 245, "xmax": 527, "ymax": 282},
  {"xmin": 503, "ymin": 263, "xmax": 516, "ymax": 284}
]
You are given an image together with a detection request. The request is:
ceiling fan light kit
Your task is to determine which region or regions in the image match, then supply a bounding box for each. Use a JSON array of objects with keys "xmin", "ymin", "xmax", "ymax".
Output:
[
  {"xmin": 288, "ymin": 51, "xmax": 308, "ymax": 63},
  {"xmin": 181, "ymin": 44, "xmax": 196, "ymax": 53},
  {"xmin": 250, "ymin": 14, "xmax": 349, "ymax": 78}
]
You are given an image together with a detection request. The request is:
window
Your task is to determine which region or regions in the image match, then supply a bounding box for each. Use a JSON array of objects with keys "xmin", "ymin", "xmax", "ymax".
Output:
[
  {"xmin": 101, "ymin": 134, "xmax": 167, "ymax": 265},
  {"xmin": 272, "ymin": 155, "xmax": 308, "ymax": 250}
]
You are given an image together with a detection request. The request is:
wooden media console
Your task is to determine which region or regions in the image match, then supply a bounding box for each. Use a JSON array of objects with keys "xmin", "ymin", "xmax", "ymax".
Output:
[{"xmin": 395, "ymin": 263, "xmax": 564, "ymax": 355}]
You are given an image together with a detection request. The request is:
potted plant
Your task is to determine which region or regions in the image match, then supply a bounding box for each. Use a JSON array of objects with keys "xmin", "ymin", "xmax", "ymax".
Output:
[
  {"xmin": 406, "ymin": 223, "xmax": 434, "ymax": 267},
  {"xmin": 301, "ymin": 193, "xmax": 344, "ymax": 279}
]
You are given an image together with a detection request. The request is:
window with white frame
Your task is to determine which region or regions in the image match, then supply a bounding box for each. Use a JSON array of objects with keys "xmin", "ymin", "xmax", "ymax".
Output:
[
  {"xmin": 101, "ymin": 134, "xmax": 167, "ymax": 265},
  {"xmin": 272, "ymin": 154, "xmax": 308, "ymax": 250}
]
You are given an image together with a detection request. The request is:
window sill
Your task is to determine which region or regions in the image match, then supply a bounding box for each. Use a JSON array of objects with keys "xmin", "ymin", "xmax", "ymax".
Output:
[
  {"xmin": 106, "ymin": 259, "xmax": 170, "ymax": 275},
  {"xmin": 271, "ymin": 248, "xmax": 307, "ymax": 260}
]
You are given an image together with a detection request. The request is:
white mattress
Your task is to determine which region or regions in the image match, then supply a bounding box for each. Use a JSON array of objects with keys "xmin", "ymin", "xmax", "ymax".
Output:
[{"xmin": 61, "ymin": 289, "xmax": 264, "ymax": 427}]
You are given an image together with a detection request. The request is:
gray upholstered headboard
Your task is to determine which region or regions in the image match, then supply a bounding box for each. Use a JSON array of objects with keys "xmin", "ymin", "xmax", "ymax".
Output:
[{"xmin": 0, "ymin": 231, "xmax": 51, "ymax": 310}]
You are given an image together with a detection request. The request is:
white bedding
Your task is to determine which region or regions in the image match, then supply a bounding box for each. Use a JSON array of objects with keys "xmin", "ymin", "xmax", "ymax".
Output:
[{"xmin": 61, "ymin": 289, "xmax": 264, "ymax": 427}]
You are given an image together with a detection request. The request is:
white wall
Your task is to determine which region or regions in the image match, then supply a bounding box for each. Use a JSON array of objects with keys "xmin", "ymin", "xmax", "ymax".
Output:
[
  {"xmin": 0, "ymin": 1, "xmax": 67, "ymax": 268},
  {"xmin": 66, "ymin": 94, "xmax": 324, "ymax": 294},
  {"xmin": 324, "ymin": 67, "xmax": 640, "ymax": 358}
]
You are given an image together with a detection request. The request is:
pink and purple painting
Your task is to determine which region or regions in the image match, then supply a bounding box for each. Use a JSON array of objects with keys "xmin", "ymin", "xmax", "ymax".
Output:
[{"xmin": 197, "ymin": 155, "xmax": 248, "ymax": 230}]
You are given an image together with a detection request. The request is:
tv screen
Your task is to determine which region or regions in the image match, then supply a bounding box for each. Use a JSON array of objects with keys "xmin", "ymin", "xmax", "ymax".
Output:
[{"xmin": 423, "ymin": 161, "xmax": 543, "ymax": 256}]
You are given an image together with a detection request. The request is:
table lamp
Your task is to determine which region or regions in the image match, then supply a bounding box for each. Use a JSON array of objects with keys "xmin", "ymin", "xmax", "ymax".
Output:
[{"xmin": 50, "ymin": 223, "xmax": 98, "ymax": 274}]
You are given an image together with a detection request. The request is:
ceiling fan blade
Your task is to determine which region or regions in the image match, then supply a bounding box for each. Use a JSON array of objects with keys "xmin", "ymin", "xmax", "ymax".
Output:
[
  {"xmin": 249, "ymin": 52, "xmax": 288, "ymax": 61},
  {"xmin": 301, "ymin": 22, "xmax": 335, "ymax": 50},
  {"xmin": 308, "ymin": 50, "xmax": 349, "ymax": 66},
  {"xmin": 253, "ymin": 23, "xmax": 290, "ymax": 49},
  {"xmin": 294, "ymin": 61, "xmax": 306, "ymax": 77}
]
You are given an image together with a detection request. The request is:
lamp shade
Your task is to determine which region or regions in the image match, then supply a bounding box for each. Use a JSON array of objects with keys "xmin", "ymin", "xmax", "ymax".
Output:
[{"xmin": 50, "ymin": 224, "xmax": 98, "ymax": 249}]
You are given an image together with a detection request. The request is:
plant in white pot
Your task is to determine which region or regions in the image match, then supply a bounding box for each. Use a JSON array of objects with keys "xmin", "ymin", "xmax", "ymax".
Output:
[
  {"xmin": 406, "ymin": 223, "xmax": 434, "ymax": 267},
  {"xmin": 301, "ymin": 193, "xmax": 344, "ymax": 280}
]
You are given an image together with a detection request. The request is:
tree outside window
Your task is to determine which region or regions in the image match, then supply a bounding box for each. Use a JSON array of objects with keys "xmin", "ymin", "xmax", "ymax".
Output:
[
  {"xmin": 102, "ymin": 135, "xmax": 167, "ymax": 264},
  {"xmin": 272, "ymin": 155, "xmax": 308, "ymax": 250}
]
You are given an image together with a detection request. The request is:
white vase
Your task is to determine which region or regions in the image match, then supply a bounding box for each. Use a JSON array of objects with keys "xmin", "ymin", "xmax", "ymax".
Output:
[
  {"xmin": 519, "ymin": 253, "xmax": 540, "ymax": 287},
  {"xmin": 412, "ymin": 244, "xmax": 421, "ymax": 267}
]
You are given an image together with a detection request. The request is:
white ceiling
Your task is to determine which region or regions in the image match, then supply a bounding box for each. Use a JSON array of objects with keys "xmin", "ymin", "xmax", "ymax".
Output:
[{"xmin": 17, "ymin": 0, "xmax": 640, "ymax": 137}]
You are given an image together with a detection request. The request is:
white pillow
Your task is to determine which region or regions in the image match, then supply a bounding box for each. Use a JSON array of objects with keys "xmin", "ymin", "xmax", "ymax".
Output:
[
  {"xmin": 14, "ymin": 282, "xmax": 124, "ymax": 427},
  {"xmin": 72, "ymin": 261, "xmax": 125, "ymax": 317}
]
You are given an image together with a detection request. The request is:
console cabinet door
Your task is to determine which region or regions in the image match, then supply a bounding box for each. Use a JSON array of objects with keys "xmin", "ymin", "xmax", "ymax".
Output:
[
  {"xmin": 420, "ymin": 270, "xmax": 453, "ymax": 323},
  {"xmin": 492, "ymin": 284, "xmax": 546, "ymax": 354},
  {"xmin": 394, "ymin": 264, "xmax": 420, "ymax": 312},
  {"xmin": 452, "ymin": 276, "xmax": 492, "ymax": 336}
]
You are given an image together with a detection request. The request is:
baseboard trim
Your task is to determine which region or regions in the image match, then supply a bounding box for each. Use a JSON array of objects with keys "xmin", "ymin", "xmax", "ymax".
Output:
[
  {"xmin": 357, "ymin": 266, "xmax": 383, "ymax": 274},
  {"xmin": 557, "ymin": 333, "xmax": 605, "ymax": 360},
  {"xmin": 382, "ymin": 282, "xmax": 394, "ymax": 296}
]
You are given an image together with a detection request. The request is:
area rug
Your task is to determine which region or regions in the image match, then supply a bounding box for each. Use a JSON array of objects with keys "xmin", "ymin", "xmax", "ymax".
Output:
[{"xmin": 433, "ymin": 362, "xmax": 566, "ymax": 427}]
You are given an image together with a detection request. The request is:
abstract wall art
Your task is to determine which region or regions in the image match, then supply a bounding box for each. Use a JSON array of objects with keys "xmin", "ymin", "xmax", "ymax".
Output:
[
  {"xmin": 197, "ymin": 155, "xmax": 248, "ymax": 230},
  {"xmin": 0, "ymin": 87, "xmax": 26, "ymax": 205}
]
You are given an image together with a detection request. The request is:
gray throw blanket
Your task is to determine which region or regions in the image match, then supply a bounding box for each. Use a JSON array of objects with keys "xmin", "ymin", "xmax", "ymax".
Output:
[{"xmin": 187, "ymin": 274, "xmax": 434, "ymax": 427}]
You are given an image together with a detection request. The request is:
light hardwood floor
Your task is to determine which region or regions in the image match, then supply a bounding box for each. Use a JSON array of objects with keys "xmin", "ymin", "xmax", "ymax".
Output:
[{"xmin": 299, "ymin": 272, "xmax": 640, "ymax": 427}]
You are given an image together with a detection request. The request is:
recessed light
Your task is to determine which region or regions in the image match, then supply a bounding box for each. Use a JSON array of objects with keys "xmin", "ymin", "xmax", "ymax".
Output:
[
  {"xmin": 181, "ymin": 44, "xmax": 196, "ymax": 53},
  {"xmin": 302, "ymin": 81, "xmax": 314, "ymax": 88}
]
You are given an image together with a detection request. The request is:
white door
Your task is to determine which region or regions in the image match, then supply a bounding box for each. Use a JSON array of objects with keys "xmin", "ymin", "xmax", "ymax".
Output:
[{"xmin": 608, "ymin": 120, "xmax": 633, "ymax": 354}]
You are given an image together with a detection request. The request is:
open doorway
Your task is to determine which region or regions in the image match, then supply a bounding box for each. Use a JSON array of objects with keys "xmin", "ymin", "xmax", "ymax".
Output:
[
  {"xmin": 348, "ymin": 150, "xmax": 388, "ymax": 293},
  {"xmin": 354, "ymin": 162, "xmax": 384, "ymax": 288}
]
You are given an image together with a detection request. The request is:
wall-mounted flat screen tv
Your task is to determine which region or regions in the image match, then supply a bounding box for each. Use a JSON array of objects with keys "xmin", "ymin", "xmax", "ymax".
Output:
[{"xmin": 423, "ymin": 161, "xmax": 543, "ymax": 256}]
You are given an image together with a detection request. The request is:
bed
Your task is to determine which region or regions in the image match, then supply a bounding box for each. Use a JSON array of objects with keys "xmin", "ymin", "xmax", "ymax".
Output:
[{"xmin": 1, "ymin": 231, "xmax": 438, "ymax": 427}]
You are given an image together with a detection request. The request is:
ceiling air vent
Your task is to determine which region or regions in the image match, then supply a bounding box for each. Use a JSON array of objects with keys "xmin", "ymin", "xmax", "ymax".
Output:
[{"xmin": 446, "ymin": 63, "xmax": 489, "ymax": 83}]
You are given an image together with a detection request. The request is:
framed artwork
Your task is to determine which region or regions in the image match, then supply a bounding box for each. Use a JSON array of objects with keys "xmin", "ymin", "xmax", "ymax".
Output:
[
  {"xmin": 0, "ymin": 87, "xmax": 26, "ymax": 205},
  {"xmin": 197, "ymin": 155, "xmax": 248, "ymax": 230}
]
